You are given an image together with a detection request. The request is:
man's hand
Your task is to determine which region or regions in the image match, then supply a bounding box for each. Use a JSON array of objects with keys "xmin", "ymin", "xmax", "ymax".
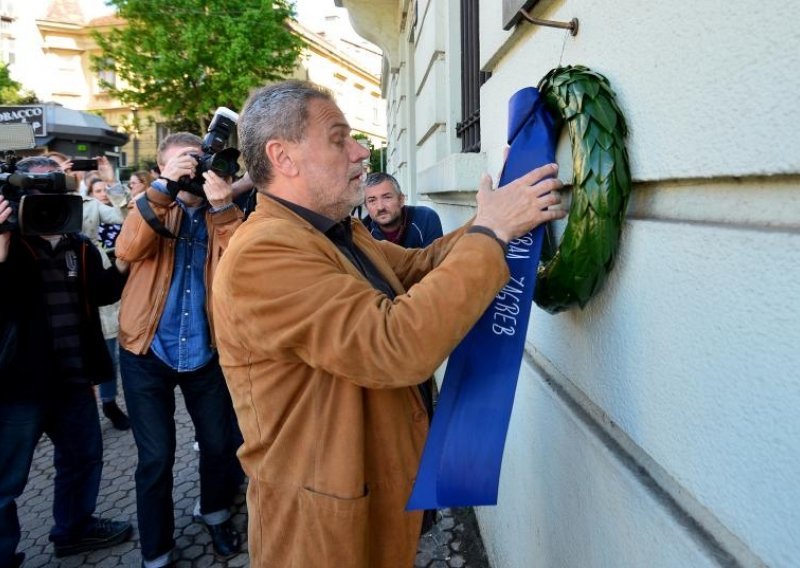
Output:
[
  {"xmin": 159, "ymin": 148, "xmax": 200, "ymax": 182},
  {"xmin": 202, "ymin": 171, "xmax": 233, "ymax": 209},
  {"xmin": 0, "ymin": 196, "xmax": 13, "ymax": 263},
  {"xmin": 473, "ymin": 163, "xmax": 566, "ymax": 244},
  {"xmin": 96, "ymin": 156, "xmax": 118, "ymax": 185}
]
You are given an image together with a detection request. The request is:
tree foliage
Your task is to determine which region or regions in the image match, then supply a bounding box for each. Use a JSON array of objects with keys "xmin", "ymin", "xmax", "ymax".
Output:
[
  {"xmin": 0, "ymin": 64, "xmax": 39, "ymax": 104},
  {"xmin": 92, "ymin": 0, "xmax": 303, "ymax": 132},
  {"xmin": 352, "ymin": 133, "xmax": 384, "ymax": 173}
]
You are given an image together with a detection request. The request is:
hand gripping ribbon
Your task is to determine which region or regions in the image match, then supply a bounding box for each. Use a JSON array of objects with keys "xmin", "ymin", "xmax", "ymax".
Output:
[{"xmin": 408, "ymin": 87, "xmax": 558, "ymax": 509}]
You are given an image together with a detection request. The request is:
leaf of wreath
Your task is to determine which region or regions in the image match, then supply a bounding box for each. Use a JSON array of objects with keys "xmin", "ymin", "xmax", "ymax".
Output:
[{"xmin": 534, "ymin": 65, "xmax": 632, "ymax": 314}]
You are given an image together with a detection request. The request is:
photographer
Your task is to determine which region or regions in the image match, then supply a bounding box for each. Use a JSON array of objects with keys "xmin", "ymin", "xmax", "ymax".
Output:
[
  {"xmin": 115, "ymin": 133, "xmax": 244, "ymax": 567},
  {"xmin": 0, "ymin": 157, "xmax": 132, "ymax": 567}
]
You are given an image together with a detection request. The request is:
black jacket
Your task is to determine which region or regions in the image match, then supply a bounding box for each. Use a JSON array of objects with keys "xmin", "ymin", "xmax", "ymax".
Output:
[{"xmin": 0, "ymin": 233, "xmax": 126, "ymax": 400}]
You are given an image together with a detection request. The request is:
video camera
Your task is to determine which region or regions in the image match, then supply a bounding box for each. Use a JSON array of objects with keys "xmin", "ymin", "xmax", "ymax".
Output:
[
  {"xmin": 179, "ymin": 107, "xmax": 240, "ymax": 197},
  {"xmin": 0, "ymin": 124, "xmax": 82, "ymax": 236}
]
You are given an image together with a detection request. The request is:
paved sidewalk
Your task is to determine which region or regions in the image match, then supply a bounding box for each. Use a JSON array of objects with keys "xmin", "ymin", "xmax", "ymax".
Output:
[{"xmin": 15, "ymin": 396, "xmax": 489, "ymax": 567}]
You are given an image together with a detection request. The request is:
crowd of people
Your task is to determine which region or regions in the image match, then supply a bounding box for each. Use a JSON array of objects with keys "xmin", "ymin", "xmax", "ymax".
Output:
[{"xmin": 0, "ymin": 79, "xmax": 565, "ymax": 568}]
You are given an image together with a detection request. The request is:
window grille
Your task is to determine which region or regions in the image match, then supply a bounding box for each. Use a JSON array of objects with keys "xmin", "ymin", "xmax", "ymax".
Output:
[{"xmin": 456, "ymin": 0, "xmax": 490, "ymax": 153}]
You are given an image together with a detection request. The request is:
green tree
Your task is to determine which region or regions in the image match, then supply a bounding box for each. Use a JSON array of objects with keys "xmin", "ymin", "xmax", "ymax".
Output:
[
  {"xmin": 0, "ymin": 64, "xmax": 38, "ymax": 104},
  {"xmin": 352, "ymin": 133, "xmax": 385, "ymax": 173},
  {"xmin": 92, "ymin": 0, "xmax": 303, "ymax": 133}
]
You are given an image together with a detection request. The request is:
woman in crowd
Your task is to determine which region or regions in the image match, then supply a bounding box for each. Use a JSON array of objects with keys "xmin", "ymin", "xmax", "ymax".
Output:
[
  {"xmin": 86, "ymin": 172, "xmax": 130, "ymax": 430},
  {"xmin": 126, "ymin": 170, "xmax": 153, "ymax": 203}
]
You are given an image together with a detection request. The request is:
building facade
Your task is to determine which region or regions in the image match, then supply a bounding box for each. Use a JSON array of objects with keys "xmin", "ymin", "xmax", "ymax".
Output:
[
  {"xmin": 339, "ymin": 0, "xmax": 800, "ymax": 566},
  {"xmin": 5, "ymin": 0, "xmax": 385, "ymax": 169}
]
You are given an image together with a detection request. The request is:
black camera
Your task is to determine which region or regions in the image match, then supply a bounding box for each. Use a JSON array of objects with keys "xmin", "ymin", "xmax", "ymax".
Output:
[
  {"xmin": 0, "ymin": 169, "xmax": 82, "ymax": 236},
  {"xmin": 0, "ymin": 125, "xmax": 82, "ymax": 236},
  {"xmin": 179, "ymin": 107, "xmax": 240, "ymax": 197}
]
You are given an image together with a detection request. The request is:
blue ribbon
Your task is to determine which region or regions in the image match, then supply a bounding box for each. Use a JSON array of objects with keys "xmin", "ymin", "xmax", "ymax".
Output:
[{"xmin": 407, "ymin": 87, "xmax": 558, "ymax": 509}]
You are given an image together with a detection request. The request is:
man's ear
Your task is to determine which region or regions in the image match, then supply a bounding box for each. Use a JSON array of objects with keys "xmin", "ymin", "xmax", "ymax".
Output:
[
  {"xmin": 265, "ymin": 140, "xmax": 298, "ymax": 177},
  {"xmin": 399, "ymin": 192, "xmax": 406, "ymax": 206}
]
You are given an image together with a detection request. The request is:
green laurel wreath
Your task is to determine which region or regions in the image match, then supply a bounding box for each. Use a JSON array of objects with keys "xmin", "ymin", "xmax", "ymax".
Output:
[{"xmin": 534, "ymin": 65, "xmax": 632, "ymax": 314}]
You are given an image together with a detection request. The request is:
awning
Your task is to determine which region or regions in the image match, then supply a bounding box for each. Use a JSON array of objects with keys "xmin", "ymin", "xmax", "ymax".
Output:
[{"xmin": 34, "ymin": 104, "xmax": 129, "ymax": 148}]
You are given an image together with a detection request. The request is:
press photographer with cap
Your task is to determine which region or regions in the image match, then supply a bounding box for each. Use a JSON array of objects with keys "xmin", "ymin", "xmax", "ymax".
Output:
[
  {"xmin": 0, "ymin": 156, "xmax": 132, "ymax": 567},
  {"xmin": 114, "ymin": 128, "xmax": 244, "ymax": 567}
]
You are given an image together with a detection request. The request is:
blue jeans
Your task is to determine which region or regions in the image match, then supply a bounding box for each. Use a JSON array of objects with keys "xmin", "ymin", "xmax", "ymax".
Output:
[
  {"xmin": 98, "ymin": 338, "xmax": 120, "ymax": 402},
  {"xmin": 120, "ymin": 350, "xmax": 239, "ymax": 562},
  {"xmin": 0, "ymin": 386, "xmax": 103, "ymax": 565}
]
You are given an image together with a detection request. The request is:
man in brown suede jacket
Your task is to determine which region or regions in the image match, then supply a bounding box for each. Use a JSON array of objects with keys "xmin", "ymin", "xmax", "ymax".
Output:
[{"xmin": 212, "ymin": 80, "xmax": 565, "ymax": 568}]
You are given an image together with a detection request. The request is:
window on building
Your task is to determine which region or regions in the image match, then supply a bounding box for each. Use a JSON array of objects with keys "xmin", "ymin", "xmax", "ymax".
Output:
[
  {"xmin": 456, "ymin": 0, "xmax": 490, "ymax": 153},
  {"xmin": 55, "ymin": 53, "xmax": 80, "ymax": 87},
  {"xmin": 0, "ymin": 13, "xmax": 13, "ymax": 66},
  {"xmin": 0, "ymin": 1, "xmax": 14, "ymax": 17},
  {"xmin": 96, "ymin": 59, "xmax": 116, "ymax": 90}
]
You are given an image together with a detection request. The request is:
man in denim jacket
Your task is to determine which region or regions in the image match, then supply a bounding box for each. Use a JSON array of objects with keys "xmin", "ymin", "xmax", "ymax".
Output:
[{"xmin": 115, "ymin": 134, "xmax": 243, "ymax": 568}]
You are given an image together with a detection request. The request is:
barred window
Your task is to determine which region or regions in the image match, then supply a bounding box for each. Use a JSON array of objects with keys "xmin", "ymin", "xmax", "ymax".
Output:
[{"xmin": 456, "ymin": 0, "xmax": 490, "ymax": 153}]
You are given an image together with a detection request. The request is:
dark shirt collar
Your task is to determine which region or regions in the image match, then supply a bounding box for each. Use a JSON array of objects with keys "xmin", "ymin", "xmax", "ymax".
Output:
[
  {"xmin": 30, "ymin": 234, "xmax": 70, "ymax": 254},
  {"xmin": 265, "ymin": 193, "xmax": 356, "ymax": 246},
  {"xmin": 266, "ymin": 193, "xmax": 338, "ymax": 233}
]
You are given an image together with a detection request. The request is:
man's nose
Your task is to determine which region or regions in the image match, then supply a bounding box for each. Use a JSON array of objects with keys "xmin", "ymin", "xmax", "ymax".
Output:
[{"xmin": 350, "ymin": 139, "xmax": 371, "ymax": 161}]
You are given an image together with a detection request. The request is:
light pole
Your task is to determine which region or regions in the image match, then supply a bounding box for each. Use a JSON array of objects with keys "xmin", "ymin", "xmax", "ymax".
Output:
[{"xmin": 130, "ymin": 105, "xmax": 140, "ymax": 168}]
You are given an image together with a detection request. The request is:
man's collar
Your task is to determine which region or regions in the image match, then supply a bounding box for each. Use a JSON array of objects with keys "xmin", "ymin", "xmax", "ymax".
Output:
[
  {"xmin": 266, "ymin": 193, "xmax": 340, "ymax": 234},
  {"xmin": 175, "ymin": 198, "xmax": 207, "ymax": 214}
]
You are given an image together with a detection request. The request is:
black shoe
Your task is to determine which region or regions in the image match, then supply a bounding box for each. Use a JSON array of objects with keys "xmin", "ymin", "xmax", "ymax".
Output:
[
  {"xmin": 203, "ymin": 519, "xmax": 241, "ymax": 560},
  {"xmin": 102, "ymin": 401, "xmax": 131, "ymax": 430},
  {"xmin": 52, "ymin": 517, "xmax": 133, "ymax": 557},
  {"xmin": 9, "ymin": 552, "xmax": 24, "ymax": 567}
]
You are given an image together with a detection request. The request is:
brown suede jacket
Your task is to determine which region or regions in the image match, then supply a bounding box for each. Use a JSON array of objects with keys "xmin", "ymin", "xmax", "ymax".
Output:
[
  {"xmin": 115, "ymin": 186, "xmax": 243, "ymax": 355},
  {"xmin": 212, "ymin": 194, "xmax": 509, "ymax": 568}
]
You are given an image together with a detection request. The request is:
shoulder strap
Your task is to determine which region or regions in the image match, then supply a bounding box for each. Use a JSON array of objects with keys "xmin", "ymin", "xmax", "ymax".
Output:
[{"xmin": 136, "ymin": 198, "xmax": 177, "ymax": 239}]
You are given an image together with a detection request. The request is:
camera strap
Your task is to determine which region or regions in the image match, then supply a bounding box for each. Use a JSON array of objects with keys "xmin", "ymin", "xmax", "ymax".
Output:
[{"xmin": 136, "ymin": 197, "xmax": 177, "ymax": 239}]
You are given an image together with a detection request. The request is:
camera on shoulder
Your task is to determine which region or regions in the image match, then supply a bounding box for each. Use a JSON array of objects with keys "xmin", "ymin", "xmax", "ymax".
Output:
[
  {"xmin": 178, "ymin": 107, "xmax": 241, "ymax": 197},
  {"xmin": 0, "ymin": 125, "xmax": 82, "ymax": 236}
]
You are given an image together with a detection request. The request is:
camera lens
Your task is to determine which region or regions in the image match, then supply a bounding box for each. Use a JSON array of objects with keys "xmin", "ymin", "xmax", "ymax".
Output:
[
  {"xmin": 18, "ymin": 195, "xmax": 83, "ymax": 235},
  {"xmin": 210, "ymin": 156, "xmax": 229, "ymax": 173},
  {"xmin": 207, "ymin": 148, "xmax": 239, "ymax": 177}
]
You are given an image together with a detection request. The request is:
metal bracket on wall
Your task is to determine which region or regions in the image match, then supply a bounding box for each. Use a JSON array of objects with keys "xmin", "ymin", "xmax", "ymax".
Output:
[{"xmin": 518, "ymin": 7, "xmax": 579, "ymax": 36}]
